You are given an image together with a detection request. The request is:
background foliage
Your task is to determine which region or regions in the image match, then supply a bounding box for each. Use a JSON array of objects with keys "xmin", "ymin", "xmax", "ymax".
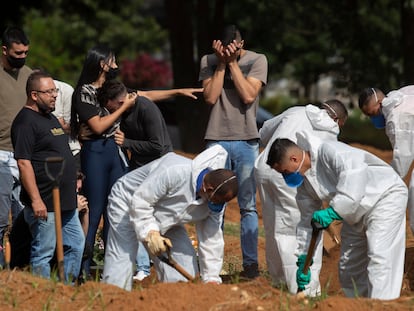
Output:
[{"xmin": 2, "ymin": 0, "xmax": 411, "ymax": 151}]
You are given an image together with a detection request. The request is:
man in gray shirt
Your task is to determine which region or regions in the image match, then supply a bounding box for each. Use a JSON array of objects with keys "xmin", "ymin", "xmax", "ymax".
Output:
[{"xmin": 199, "ymin": 24, "xmax": 268, "ymax": 278}]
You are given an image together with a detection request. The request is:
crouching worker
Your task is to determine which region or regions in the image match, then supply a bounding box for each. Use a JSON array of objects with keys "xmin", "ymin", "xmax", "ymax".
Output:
[
  {"xmin": 102, "ymin": 145, "xmax": 238, "ymax": 290},
  {"xmin": 266, "ymin": 131, "xmax": 407, "ymax": 300}
]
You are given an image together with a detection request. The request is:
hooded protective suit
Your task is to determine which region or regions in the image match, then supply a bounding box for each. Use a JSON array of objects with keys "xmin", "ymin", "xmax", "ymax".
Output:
[
  {"xmin": 254, "ymin": 104, "xmax": 339, "ymax": 295},
  {"xmin": 296, "ymin": 131, "xmax": 407, "ymax": 299},
  {"xmin": 102, "ymin": 145, "xmax": 228, "ymax": 290},
  {"xmin": 380, "ymin": 86, "xmax": 414, "ymax": 233}
]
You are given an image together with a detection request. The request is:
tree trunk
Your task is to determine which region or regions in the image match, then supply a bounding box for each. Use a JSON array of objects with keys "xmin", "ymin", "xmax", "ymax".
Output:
[
  {"xmin": 165, "ymin": 0, "xmax": 208, "ymax": 153},
  {"xmin": 401, "ymin": 0, "xmax": 414, "ymax": 85},
  {"xmin": 165, "ymin": 0, "xmax": 225, "ymax": 153}
]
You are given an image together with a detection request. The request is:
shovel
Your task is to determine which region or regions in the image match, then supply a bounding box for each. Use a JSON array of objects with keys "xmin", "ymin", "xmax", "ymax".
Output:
[
  {"xmin": 157, "ymin": 245, "xmax": 196, "ymax": 281},
  {"xmin": 297, "ymin": 220, "xmax": 323, "ymax": 296},
  {"xmin": 296, "ymin": 220, "xmax": 341, "ymax": 299},
  {"xmin": 3, "ymin": 209, "xmax": 12, "ymax": 270},
  {"xmin": 45, "ymin": 156, "xmax": 65, "ymax": 282}
]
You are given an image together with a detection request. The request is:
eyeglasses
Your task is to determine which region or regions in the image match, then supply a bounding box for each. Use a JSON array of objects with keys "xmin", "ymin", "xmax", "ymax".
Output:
[{"xmin": 34, "ymin": 88, "xmax": 59, "ymax": 96}]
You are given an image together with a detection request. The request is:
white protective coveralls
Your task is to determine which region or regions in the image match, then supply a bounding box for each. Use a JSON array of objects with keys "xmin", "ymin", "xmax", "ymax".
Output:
[
  {"xmin": 254, "ymin": 104, "xmax": 339, "ymax": 295},
  {"xmin": 102, "ymin": 145, "xmax": 228, "ymax": 290},
  {"xmin": 295, "ymin": 131, "xmax": 407, "ymax": 299},
  {"xmin": 380, "ymin": 85, "xmax": 414, "ymax": 233}
]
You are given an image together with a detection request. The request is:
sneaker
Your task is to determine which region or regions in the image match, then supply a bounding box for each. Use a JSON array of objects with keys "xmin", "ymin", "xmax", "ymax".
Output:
[
  {"xmin": 133, "ymin": 270, "xmax": 149, "ymax": 281},
  {"xmin": 240, "ymin": 263, "xmax": 259, "ymax": 279}
]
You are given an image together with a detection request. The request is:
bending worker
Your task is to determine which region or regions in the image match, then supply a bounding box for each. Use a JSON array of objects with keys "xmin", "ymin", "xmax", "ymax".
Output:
[
  {"xmin": 102, "ymin": 145, "xmax": 238, "ymax": 290},
  {"xmin": 254, "ymin": 100, "xmax": 347, "ymax": 295},
  {"xmin": 266, "ymin": 131, "xmax": 407, "ymax": 300},
  {"xmin": 359, "ymin": 86, "xmax": 414, "ymax": 234}
]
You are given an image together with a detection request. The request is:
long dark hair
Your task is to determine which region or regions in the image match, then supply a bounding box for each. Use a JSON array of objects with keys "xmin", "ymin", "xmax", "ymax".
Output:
[{"xmin": 70, "ymin": 44, "xmax": 115, "ymax": 139}]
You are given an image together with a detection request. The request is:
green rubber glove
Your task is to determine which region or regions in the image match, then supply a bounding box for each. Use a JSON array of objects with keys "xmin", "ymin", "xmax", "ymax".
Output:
[
  {"xmin": 296, "ymin": 254, "xmax": 312, "ymax": 291},
  {"xmin": 296, "ymin": 254, "xmax": 312, "ymax": 270},
  {"xmin": 312, "ymin": 206, "xmax": 342, "ymax": 229},
  {"xmin": 296, "ymin": 266, "xmax": 311, "ymax": 291}
]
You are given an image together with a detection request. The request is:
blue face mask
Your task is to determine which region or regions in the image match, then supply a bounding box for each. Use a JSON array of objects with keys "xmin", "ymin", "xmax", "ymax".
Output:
[
  {"xmin": 282, "ymin": 172, "xmax": 304, "ymax": 188},
  {"xmin": 370, "ymin": 114, "xmax": 386, "ymax": 129},
  {"xmin": 208, "ymin": 201, "xmax": 225, "ymax": 213},
  {"xmin": 282, "ymin": 150, "xmax": 305, "ymax": 188}
]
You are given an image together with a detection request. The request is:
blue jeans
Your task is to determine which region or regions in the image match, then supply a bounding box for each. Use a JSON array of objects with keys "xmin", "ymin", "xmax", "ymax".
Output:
[
  {"xmin": 24, "ymin": 207, "xmax": 85, "ymax": 282},
  {"xmin": 206, "ymin": 140, "xmax": 259, "ymax": 266},
  {"xmin": 0, "ymin": 150, "xmax": 24, "ymax": 267},
  {"xmin": 136, "ymin": 241, "xmax": 151, "ymax": 274},
  {"xmin": 81, "ymin": 138, "xmax": 128, "ymax": 275}
]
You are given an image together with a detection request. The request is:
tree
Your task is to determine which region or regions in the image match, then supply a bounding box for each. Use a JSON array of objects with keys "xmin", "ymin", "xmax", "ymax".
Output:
[
  {"xmin": 401, "ymin": 0, "xmax": 414, "ymax": 85},
  {"xmin": 21, "ymin": 0, "xmax": 168, "ymax": 85},
  {"xmin": 164, "ymin": 0, "xmax": 221, "ymax": 153}
]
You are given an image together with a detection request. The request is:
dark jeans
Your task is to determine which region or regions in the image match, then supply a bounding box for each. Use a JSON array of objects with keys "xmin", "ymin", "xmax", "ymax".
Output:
[{"xmin": 80, "ymin": 138, "xmax": 128, "ymax": 275}]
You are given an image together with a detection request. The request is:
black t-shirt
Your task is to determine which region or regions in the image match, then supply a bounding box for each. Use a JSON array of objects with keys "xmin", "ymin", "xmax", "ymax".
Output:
[
  {"xmin": 11, "ymin": 107, "xmax": 77, "ymax": 212},
  {"xmin": 121, "ymin": 96, "xmax": 173, "ymax": 169}
]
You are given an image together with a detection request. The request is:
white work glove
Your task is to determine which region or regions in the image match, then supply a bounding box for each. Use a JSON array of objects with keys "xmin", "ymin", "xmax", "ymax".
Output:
[{"xmin": 145, "ymin": 230, "xmax": 172, "ymax": 257}]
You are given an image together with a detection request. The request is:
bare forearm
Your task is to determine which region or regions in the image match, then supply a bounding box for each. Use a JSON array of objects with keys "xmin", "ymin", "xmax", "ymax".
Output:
[
  {"xmin": 88, "ymin": 102, "xmax": 130, "ymax": 135},
  {"xmin": 139, "ymin": 90, "xmax": 177, "ymax": 102},
  {"xmin": 203, "ymin": 63, "xmax": 226, "ymax": 105},
  {"xmin": 228, "ymin": 62, "xmax": 261, "ymax": 104},
  {"xmin": 139, "ymin": 87, "xmax": 204, "ymax": 102}
]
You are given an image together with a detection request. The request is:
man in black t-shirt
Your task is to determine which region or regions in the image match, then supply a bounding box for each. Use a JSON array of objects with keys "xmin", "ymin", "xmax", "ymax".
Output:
[{"xmin": 11, "ymin": 70, "xmax": 84, "ymax": 282}]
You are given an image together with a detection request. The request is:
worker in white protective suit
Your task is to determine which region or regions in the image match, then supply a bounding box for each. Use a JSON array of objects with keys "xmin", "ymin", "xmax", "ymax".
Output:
[
  {"xmin": 359, "ymin": 86, "xmax": 414, "ymax": 234},
  {"xmin": 266, "ymin": 131, "xmax": 408, "ymax": 300},
  {"xmin": 254, "ymin": 100, "xmax": 348, "ymax": 295},
  {"xmin": 102, "ymin": 145, "xmax": 238, "ymax": 290}
]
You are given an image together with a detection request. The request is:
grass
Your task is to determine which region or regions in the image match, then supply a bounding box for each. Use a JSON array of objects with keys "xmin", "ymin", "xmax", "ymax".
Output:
[{"xmin": 223, "ymin": 222, "xmax": 265, "ymax": 238}]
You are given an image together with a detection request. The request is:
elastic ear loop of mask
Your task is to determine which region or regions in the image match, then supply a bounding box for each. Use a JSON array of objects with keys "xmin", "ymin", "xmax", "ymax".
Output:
[
  {"xmin": 371, "ymin": 88, "xmax": 378, "ymax": 102},
  {"xmin": 209, "ymin": 175, "xmax": 237, "ymax": 200},
  {"xmin": 321, "ymin": 102, "xmax": 338, "ymax": 119}
]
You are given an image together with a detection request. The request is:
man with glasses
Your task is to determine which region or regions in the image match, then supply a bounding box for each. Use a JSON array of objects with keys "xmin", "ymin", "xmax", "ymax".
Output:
[
  {"xmin": 102, "ymin": 144, "xmax": 238, "ymax": 291},
  {"xmin": 10, "ymin": 70, "xmax": 84, "ymax": 282},
  {"xmin": 0, "ymin": 26, "xmax": 32, "ymax": 268},
  {"xmin": 358, "ymin": 87, "xmax": 414, "ymax": 235}
]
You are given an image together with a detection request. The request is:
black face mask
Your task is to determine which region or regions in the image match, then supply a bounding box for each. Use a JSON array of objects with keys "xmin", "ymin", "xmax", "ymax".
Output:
[
  {"xmin": 105, "ymin": 67, "xmax": 119, "ymax": 80},
  {"xmin": 7, "ymin": 55, "xmax": 26, "ymax": 69}
]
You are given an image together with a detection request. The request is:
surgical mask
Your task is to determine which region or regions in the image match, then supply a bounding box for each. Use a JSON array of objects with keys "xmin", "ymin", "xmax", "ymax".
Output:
[
  {"xmin": 7, "ymin": 55, "xmax": 26, "ymax": 69},
  {"xmin": 369, "ymin": 88, "xmax": 386, "ymax": 129},
  {"xmin": 282, "ymin": 150, "xmax": 305, "ymax": 188},
  {"xmin": 208, "ymin": 201, "xmax": 225, "ymax": 213},
  {"xmin": 205, "ymin": 175, "xmax": 236, "ymax": 213},
  {"xmin": 105, "ymin": 67, "xmax": 119, "ymax": 80},
  {"xmin": 370, "ymin": 114, "xmax": 386, "ymax": 129}
]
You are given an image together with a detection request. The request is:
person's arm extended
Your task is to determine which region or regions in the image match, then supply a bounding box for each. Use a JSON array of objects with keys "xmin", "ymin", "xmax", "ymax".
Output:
[
  {"xmin": 139, "ymin": 88, "xmax": 203, "ymax": 102},
  {"xmin": 87, "ymin": 92, "xmax": 137, "ymax": 135}
]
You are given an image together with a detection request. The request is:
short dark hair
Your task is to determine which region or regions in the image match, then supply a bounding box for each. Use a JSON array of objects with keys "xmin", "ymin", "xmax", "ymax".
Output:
[
  {"xmin": 221, "ymin": 25, "xmax": 242, "ymax": 46},
  {"xmin": 321, "ymin": 99, "xmax": 348, "ymax": 120},
  {"xmin": 2, "ymin": 26, "xmax": 29, "ymax": 48},
  {"xmin": 205, "ymin": 169, "xmax": 238, "ymax": 198},
  {"xmin": 358, "ymin": 88, "xmax": 379, "ymax": 109},
  {"xmin": 97, "ymin": 79, "xmax": 127, "ymax": 108},
  {"xmin": 266, "ymin": 138, "xmax": 296, "ymax": 167},
  {"xmin": 26, "ymin": 70, "xmax": 52, "ymax": 96}
]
